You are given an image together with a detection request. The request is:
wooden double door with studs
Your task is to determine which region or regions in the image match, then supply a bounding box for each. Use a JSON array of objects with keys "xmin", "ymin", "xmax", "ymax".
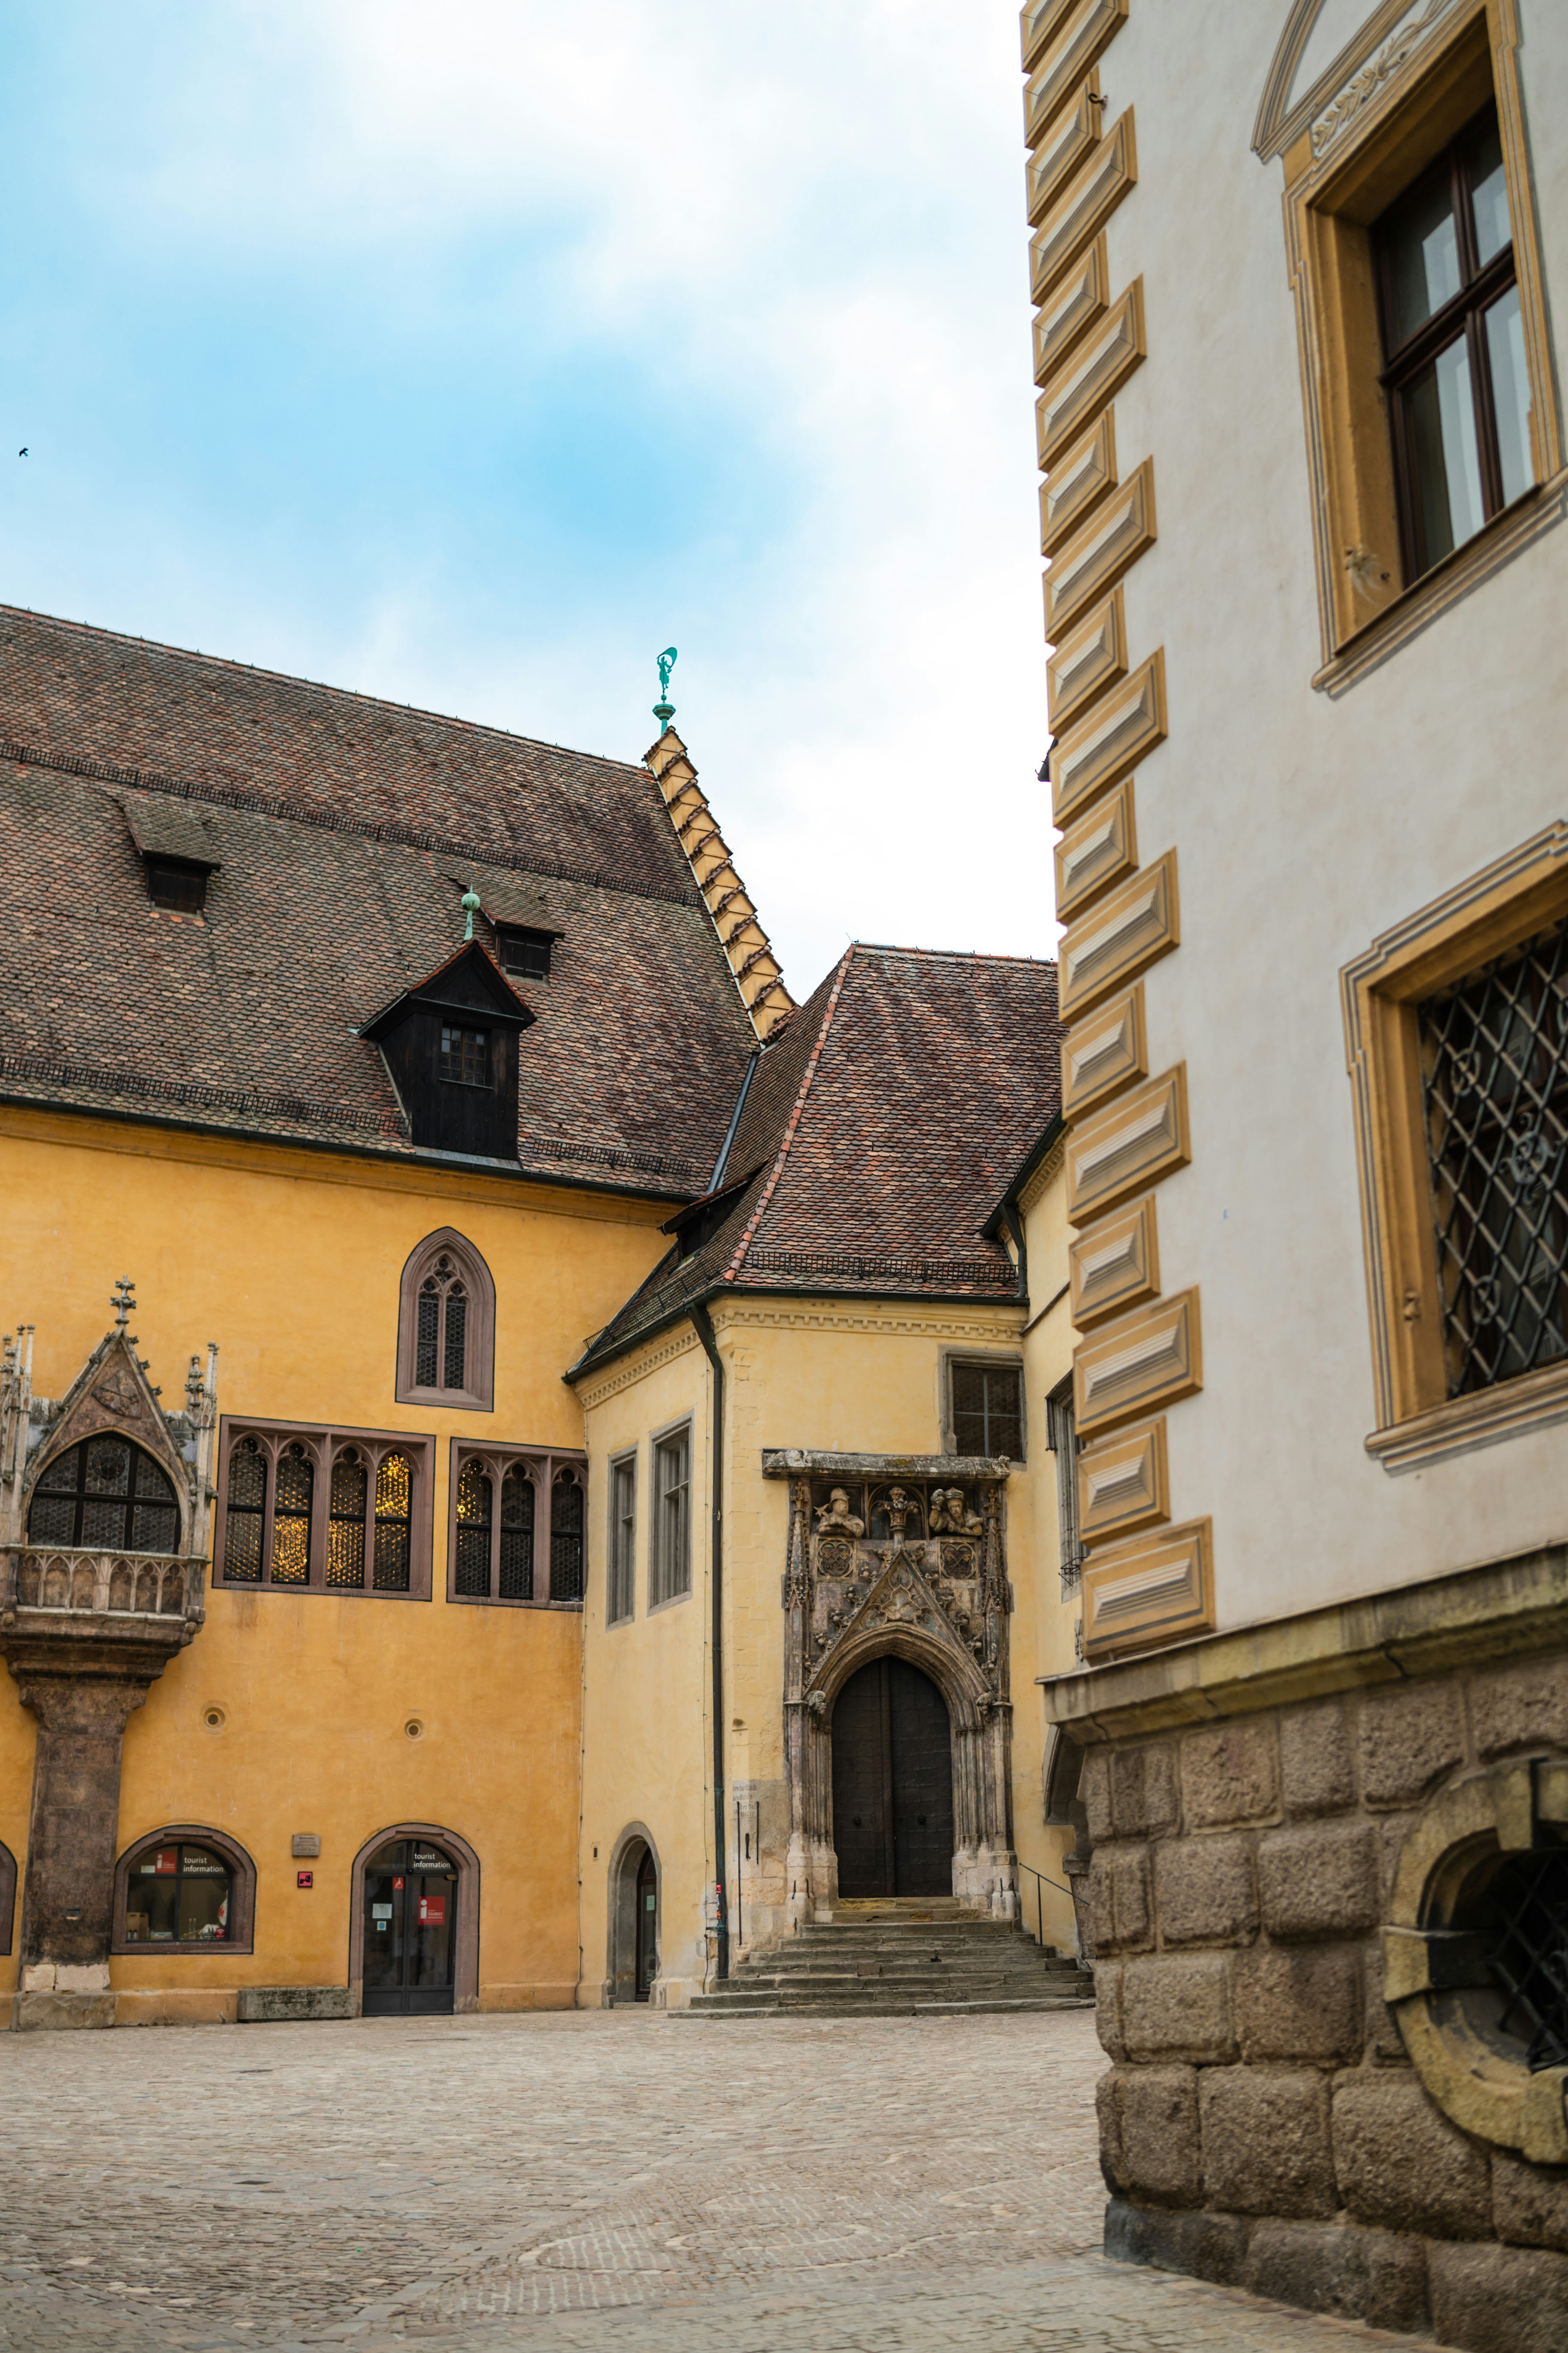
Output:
[{"xmin": 831, "ymin": 1656, "xmax": 955, "ymax": 1898}]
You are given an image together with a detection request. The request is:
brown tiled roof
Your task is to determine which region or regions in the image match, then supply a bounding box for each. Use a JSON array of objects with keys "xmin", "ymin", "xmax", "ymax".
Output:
[
  {"xmin": 572, "ymin": 942, "xmax": 1064, "ymax": 1372},
  {"xmin": 0, "ymin": 606, "xmax": 754, "ymax": 1191}
]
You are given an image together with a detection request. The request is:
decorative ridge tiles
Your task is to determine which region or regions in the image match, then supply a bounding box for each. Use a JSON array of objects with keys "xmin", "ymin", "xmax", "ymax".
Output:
[
  {"xmin": 647, "ymin": 727, "xmax": 793, "ymax": 1037},
  {"xmin": 0, "ymin": 739, "xmax": 701, "ymax": 912}
]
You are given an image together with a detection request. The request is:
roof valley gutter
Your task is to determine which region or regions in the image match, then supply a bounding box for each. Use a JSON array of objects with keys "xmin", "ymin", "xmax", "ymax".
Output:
[
  {"xmin": 690, "ymin": 1300, "xmax": 729, "ymax": 1983},
  {"xmin": 708, "ymin": 1045, "xmax": 761, "ymax": 1192}
]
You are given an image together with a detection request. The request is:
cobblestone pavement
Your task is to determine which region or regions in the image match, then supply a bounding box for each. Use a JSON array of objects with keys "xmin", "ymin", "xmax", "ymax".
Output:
[{"xmin": 0, "ymin": 2008, "xmax": 1428, "ymax": 2351}]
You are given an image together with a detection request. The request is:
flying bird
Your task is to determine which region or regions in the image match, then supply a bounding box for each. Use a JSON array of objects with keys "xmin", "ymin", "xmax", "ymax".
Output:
[{"xmin": 17, "ymin": 448, "xmax": 27, "ymax": 457}]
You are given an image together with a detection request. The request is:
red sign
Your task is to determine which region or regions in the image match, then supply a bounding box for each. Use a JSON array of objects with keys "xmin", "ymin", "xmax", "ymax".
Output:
[
  {"xmin": 418, "ymin": 1894, "xmax": 446, "ymax": 1926},
  {"xmin": 296, "ymin": 1871, "xmax": 314, "ymax": 1889},
  {"xmin": 393, "ymin": 1876, "xmax": 405, "ymax": 1890},
  {"xmin": 154, "ymin": 1849, "xmax": 178, "ymax": 1876}
]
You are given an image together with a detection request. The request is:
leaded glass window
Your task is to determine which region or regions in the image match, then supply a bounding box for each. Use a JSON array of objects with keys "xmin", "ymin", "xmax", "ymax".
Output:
[
  {"xmin": 1418, "ymin": 914, "xmax": 1568, "ymax": 1396},
  {"xmin": 270, "ymin": 1443, "xmax": 314, "ymax": 1586},
  {"xmin": 374, "ymin": 1452, "xmax": 413, "ymax": 1592},
  {"xmin": 327, "ymin": 1449, "xmax": 368, "ymax": 1588},
  {"xmin": 951, "ymin": 1362, "xmax": 1023, "ymax": 1459},
  {"xmin": 414, "ymin": 1253, "xmax": 471, "ymax": 1394},
  {"xmin": 454, "ymin": 1459, "xmax": 492, "ymax": 1597},
  {"xmin": 551, "ymin": 1468, "xmax": 584, "ymax": 1604},
  {"xmin": 27, "ymin": 1436, "xmax": 180, "ymax": 1554},
  {"xmin": 499, "ymin": 1468, "xmax": 534, "ymax": 1600},
  {"xmin": 224, "ymin": 1437, "xmax": 266, "ymax": 1582}
]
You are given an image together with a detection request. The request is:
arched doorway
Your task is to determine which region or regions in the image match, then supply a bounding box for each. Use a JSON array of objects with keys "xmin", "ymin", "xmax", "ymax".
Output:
[
  {"xmin": 832, "ymin": 1656, "xmax": 955, "ymax": 1898},
  {"xmin": 361, "ymin": 1835, "xmax": 459, "ymax": 2015},
  {"xmin": 635, "ymin": 1848, "xmax": 658, "ymax": 2001}
]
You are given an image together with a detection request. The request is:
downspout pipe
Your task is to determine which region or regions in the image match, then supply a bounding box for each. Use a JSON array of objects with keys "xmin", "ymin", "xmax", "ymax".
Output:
[
  {"xmin": 690, "ymin": 1300, "xmax": 729, "ymax": 1981},
  {"xmin": 1002, "ymin": 1199, "xmax": 1028, "ymax": 1304}
]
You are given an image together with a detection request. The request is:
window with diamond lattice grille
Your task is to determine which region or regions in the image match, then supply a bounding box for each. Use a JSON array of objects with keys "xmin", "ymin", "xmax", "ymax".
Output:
[
  {"xmin": 499, "ymin": 1469, "xmax": 534, "ymax": 1600},
  {"xmin": 374, "ymin": 1453, "xmax": 413, "ymax": 1591},
  {"xmin": 218, "ymin": 1426, "xmax": 431, "ymax": 1597},
  {"xmin": 1418, "ymin": 914, "xmax": 1568, "ymax": 1397},
  {"xmin": 454, "ymin": 1459, "xmax": 492, "ymax": 1597},
  {"xmin": 327, "ymin": 1450, "xmax": 368, "ymax": 1588},
  {"xmin": 1483, "ymin": 1849, "xmax": 1568, "ymax": 2073},
  {"xmin": 270, "ymin": 1445, "xmax": 314, "ymax": 1585},
  {"xmin": 550, "ymin": 1468, "xmax": 584, "ymax": 1604},
  {"xmin": 28, "ymin": 1435, "xmax": 179, "ymax": 1555}
]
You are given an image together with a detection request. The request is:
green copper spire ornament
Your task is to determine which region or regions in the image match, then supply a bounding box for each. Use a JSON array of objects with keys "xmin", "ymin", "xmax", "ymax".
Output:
[
  {"xmin": 461, "ymin": 885, "xmax": 481, "ymax": 942},
  {"xmin": 653, "ymin": 645, "xmax": 677, "ymax": 731}
]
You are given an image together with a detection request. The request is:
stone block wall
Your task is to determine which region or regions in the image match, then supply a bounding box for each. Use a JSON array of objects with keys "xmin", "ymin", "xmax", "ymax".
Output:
[{"xmin": 1086, "ymin": 1650, "xmax": 1568, "ymax": 2347}]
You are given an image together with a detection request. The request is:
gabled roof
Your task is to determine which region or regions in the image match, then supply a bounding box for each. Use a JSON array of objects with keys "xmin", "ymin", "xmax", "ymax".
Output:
[
  {"xmin": 571, "ymin": 941, "xmax": 1064, "ymax": 1376},
  {"xmin": 359, "ymin": 940, "xmax": 535, "ymax": 1042},
  {"xmin": 0, "ymin": 605, "xmax": 756, "ymax": 1193}
]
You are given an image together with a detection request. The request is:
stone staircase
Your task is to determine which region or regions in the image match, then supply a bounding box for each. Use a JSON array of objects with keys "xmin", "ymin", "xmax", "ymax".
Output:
[{"xmin": 670, "ymin": 1897, "xmax": 1094, "ymax": 2018}]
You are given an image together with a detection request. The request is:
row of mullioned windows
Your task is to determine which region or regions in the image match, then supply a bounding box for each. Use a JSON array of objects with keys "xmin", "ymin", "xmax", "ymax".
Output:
[{"xmin": 606, "ymin": 1427, "xmax": 691, "ymax": 1626}]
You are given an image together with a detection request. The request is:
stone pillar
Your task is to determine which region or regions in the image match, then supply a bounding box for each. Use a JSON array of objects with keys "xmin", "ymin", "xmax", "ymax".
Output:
[{"xmin": 12, "ymin": 1667, "xmax": 152, "ymax": 2028}]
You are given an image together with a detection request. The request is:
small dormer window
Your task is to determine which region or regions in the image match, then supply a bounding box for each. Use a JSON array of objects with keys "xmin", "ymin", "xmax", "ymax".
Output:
[
  {"xmin": 438, "ymin": 1025, "xmax": 489, "ymax": 1086},
  {"xmin": 145, "ymin": 856, "xmax": 210, "ymax": 913},
  {"xmin": 495, "ymin": 926, "xmax": 553, "ymax": 981}
]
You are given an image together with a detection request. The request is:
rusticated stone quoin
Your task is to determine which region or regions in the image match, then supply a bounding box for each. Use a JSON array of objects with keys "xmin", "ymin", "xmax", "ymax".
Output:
[
  {"xmin": 1200, "ymin": 2067, "xmax": 1336, "ymax": 2219},
  {"xmin": 1153, "ymin": 1835, "xmax": 1257, "ymax": 1947},
  {"xmin": 1257, "ymin": 1820, "xmax": 1380, "ymax": 1941},
  {"xmin": 1120, "ymin": 1954, "xmax": 1235, "ymax": 2063},
  {"xmin": 1357, "ymin": 1683, "xmax": 1466, "ymax": 1808},
  {"xmin": 1111, "ymin": 1742, "xmax": 1178, "ymax": 1837},
  {"xmin": 1278, "ymin": 1699, "xmax": 1355, "ymax": 1819},
  {"xmin": 1332, "ymin": 2072, "xmax": 1492, "ymax": 2239},
  {"xmin": 1231, "ymin": 1943, "xmax": 1362, "ymax": 2065},
  {"xmin": 1471, "ymin": 1656, "xmax": 1568, "ymax": 1760},
  {"xmin": 1088, "ymin": 1844, "xmax": 1151, "ymax": 1952},
  {"xmin": 1179, "ymin": 1721, "xmax": 1278, "ymax": 1829},
  {"xmin": 1108, "ymin": 2064, "xmax": 1201, "ymax": 2206}
]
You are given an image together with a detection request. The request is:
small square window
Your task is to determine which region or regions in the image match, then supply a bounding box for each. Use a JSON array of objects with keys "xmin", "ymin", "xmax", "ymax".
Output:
[
  {"xmin": 496, "ymin": 927, "xmax": 553, "ymax": 981},
  {"xmin": 439, "ymin": 1025, "xmax": 489, "ymax": 1086},
  {"xmin": 145, "ymin": 856, "xmax": 209, "ymax": 913}
]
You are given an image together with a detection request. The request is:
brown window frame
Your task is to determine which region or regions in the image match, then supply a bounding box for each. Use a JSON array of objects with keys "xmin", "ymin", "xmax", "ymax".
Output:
[
  {"xmin": 111, "ymin": 1824, "xmax": 256, "ymax": 1956},
  {"xmin": 1374, "ymin": 106, "xmax": 1522, "ymax": 583},
  {"xmin": 394, "ymin": 1228, "xmax": 495, "ymax": 1412},
  {"xmin": 445, "ymin": 1438, "xmax": 588, "ymax": 1610},
  {"xmin": 143, "ymin": 854, "xmax": 211, "ymax": 913},
  {"xmin": 213, "ymin": 1418, "xmax": 435, "ymax": 1599},
  {"xmin": 942, "ymin": 1350, "xmax": 1027, "ymax": 1461}
]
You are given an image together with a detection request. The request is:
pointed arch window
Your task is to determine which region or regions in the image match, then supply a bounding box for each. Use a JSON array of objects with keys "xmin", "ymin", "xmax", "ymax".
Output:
[
  {"xmin": 445, "ymin": 1443, "xmax": 584, "ymax": 1608},
  {"xmin": 396, "ymin": 1230, "xmax": 495, "ymax": 1411},
  {"xmin": 215, "ymin": 1421, "xmax": 434, "ymax": 1599},
  {"xmin": 27, "ymin": 1435, "xmax": 182, "ymax": 1555}
]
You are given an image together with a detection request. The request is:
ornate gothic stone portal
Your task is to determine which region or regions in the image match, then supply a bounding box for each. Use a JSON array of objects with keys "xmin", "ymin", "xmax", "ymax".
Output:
[
  {"xmin": 0, "ymin": 1291, "xmax": 218, "ymax": 2028},
  {"xmin": 763, "ymin": 1451, "xmax": 1017, "ymax": 1923}
]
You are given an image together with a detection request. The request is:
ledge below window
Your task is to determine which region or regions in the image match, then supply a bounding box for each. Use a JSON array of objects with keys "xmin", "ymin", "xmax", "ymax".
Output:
[
  {"xmin": 1366, "ymin": 1354, "xmax": 1568, "ymax": 1475},
  {"xmin": 1314, "ymin": 468, "xmax": 1568, "ymax": 700}
]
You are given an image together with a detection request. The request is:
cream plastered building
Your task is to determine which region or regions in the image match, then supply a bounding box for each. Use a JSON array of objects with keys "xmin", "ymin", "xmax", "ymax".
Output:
[{"xmin": 1022, "ymin": 0, "xmax": 1568, "ymax": 2337}]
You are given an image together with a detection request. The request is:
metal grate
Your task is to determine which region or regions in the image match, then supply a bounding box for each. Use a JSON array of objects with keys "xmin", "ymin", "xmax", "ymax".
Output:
[
  {"xmin": 1486, "ymin": 1849, "xmax": 1568, "ymax": 2071},
  {"xmin": 1417, "ymin": 914, "xmax": 1568, "ymax": 1396}
]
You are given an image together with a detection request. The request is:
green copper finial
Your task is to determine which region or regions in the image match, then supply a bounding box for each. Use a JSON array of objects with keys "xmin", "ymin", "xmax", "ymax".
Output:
[
  {"xmin": 461, "ymin": 885, "xmax": 481, "ymax": 942},
  {"xmin": 653, "ymin": 645, "xmax": 677, "ymax": 730}
]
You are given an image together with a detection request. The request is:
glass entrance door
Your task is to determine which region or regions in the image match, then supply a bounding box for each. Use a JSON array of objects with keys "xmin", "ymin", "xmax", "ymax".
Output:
[{"xmin": 362, "ymin": 1839, "xmax": 458, "ymax": 2015}]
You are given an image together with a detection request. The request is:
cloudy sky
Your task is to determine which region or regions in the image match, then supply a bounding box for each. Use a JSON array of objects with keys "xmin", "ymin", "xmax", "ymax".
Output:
[{"xmin": 0, "ymin": 2, "xmax": 1050, "ymax": 999}]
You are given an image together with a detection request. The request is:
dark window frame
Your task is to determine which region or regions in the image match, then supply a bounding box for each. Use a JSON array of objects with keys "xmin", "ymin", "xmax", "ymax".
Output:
[
  {"xmin": 213, "ymin": 1419, "xmax": 435, "ymax": 1600},
  {"xmin": 438, "ymin": 1023, "xmax": 492, "ymax": 1088},
  {"xmin": 445, "ymin": 1438, "xmax": 588, "ymax": 1609},
  {"xmin": 395, "ymin": 1229, "xmax": 496, "ymax": 1412},
  {"xmin": 111, "ymin": 1824, "xmax": 256, "ymax": 1956},
  {"xmin": 143, "ymin": 854, "xmax": 211, "ymax": 913},
  {"xmin": 494, "ymin": 926, "xmax": 555, "ymax": 982},
  {"xmin": 1045, "ymin": 1376, "xmax": 1083, "ymax": 1595},
  {"xmin": 942, "ymin": 1352, "xmax": 1026, "ymax": 1462},
  {"xmin": 1374, "ymin": 106, "xmax": 1524, "ymax": 585}
]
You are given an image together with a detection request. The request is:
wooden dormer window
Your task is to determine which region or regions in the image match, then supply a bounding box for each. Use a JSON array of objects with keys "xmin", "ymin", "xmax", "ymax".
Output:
[
  {"xmin": 495, "ymin": 926, "xmax": 553, "ymax": 982},
  {"xmin": 438, "ymin": 1025, "xmax": 489, "ymax": 1086},
  {"xmin": 144, "ymin": 856, "xmax": 210, "ymax": 913}
]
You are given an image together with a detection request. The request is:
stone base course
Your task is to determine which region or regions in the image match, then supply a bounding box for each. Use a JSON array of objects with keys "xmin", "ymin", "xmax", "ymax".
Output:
[
  {"xmin": 1074, "ymin": 1631, "xmax": 1568, "ymax": 2344},
  {"xmin": 236, "ymin": 1985, "xmax": 353, "ymax": 2022}
]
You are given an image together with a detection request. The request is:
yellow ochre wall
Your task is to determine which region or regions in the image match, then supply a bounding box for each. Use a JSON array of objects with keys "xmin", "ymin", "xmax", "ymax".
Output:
[
  {"xmin": 0, "ymin": 1106, "xmax": 674, "ymax": 2020},
  {"xmin": 575, "ymin": 1288, "xmax": 1074, "ymax": 1997}
]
